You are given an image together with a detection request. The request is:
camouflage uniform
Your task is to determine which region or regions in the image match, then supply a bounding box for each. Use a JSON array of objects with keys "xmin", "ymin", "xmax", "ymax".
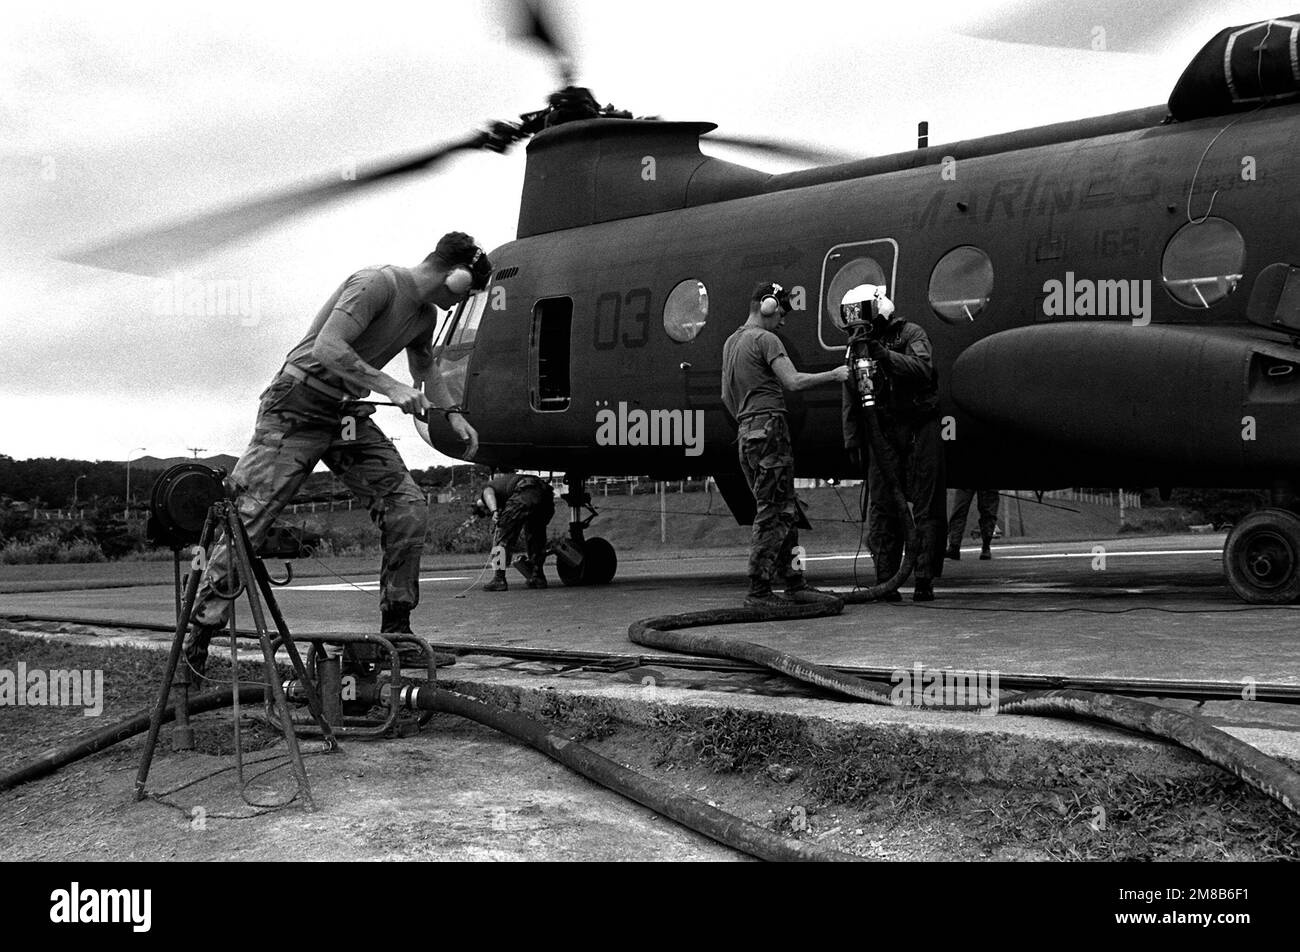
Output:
[
  {"xmin": 184, "ymin": 373, "xmax": 427, "ymax": 672},
  {"xmin": 491, "ymin": 475, "xmax": 555, "ymax": 570},
  {"xmin": 947, "ymin": 489, "xmax": 1000, "ymax": 549},
  {"xmin": 738, "ymin": 412, "xmax": 804, "ymax": 587}
]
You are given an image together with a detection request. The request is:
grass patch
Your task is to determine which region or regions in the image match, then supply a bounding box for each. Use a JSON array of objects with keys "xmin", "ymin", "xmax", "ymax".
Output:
[
  {"xmin": 0, "ymin": 631, "xmax": 291, "ymax": 772},
  {"xmin": 643, "ymin": 702, "xmax": 1300, "ymax": 860},
  {"xmin": 536, "ymin": 690, "xmax": 619, "ymax": 742}
]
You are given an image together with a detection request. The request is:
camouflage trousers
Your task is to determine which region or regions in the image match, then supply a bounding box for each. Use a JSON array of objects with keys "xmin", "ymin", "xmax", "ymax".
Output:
[
  {"xmin": 492, "ymin": 479, "xmax": 555, "ymax": 569},
  {"xmin": 867, "ymin": 413, "xmax": 946, "ymax": 582},
  {"xmin": 185, "ymin": 373, "xmax": 427, "ymax": 670},
  {"xmin": 738, "ymin": 412, "xmax": 803, "ymax": 587},
  {"xmin": 947, "ymin": 488, "xmax": 1000, "ymax": 548}
]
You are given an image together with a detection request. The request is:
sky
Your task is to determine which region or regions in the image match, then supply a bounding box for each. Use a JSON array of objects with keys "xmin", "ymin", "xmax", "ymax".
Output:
[{"xmin": 0, "ymin": 0, "xmax": 1285, "ymax": 468}]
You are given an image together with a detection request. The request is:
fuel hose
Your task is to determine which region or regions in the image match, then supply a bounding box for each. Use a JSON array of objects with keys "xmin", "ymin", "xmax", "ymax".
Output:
[{"xmin": 629, "ymin": 375, "xmax": 1300, "ymax": 820}]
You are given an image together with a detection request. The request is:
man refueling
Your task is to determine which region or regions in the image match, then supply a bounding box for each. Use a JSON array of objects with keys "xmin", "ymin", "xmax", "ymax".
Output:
[
  {"xmin": 722, "ymin": 280, "xmax": 849, "ymax": 607},
  {"xmin": 181, "ymin": 232, "xmax": 490, "ymax": 680},
  {"xmin": 840, "ymin": 284, "xmax": 945, "ymax": 602}
]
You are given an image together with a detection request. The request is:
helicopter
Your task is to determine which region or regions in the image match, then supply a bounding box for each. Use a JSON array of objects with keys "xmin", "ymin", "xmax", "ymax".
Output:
[{"xmin": 66, "ymin": 5, "xmax": 1300, "ymax": 604}]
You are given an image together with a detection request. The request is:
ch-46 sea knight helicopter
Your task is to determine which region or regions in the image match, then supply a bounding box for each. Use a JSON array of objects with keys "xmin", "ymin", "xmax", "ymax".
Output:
[{"xmin": 69, "ymin": 5, "xmax": 1300, "ymax": 603}]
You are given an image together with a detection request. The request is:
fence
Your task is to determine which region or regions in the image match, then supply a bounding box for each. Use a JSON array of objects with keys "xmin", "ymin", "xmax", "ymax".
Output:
[{"xmin": 1038, "ymin": 489, "xmax": 1143, "ymax": 510}]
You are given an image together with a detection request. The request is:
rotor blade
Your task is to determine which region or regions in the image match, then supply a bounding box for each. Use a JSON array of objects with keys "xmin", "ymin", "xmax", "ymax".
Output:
[
  {"xmin": 956, "ymin": 0, "xmax": 1217, "ymax": 52},
  {"xmin": 62, "ymin": 132, "xmax": 488, "ymax": 276},
  {"xmin": 701, "ymin": 133, "xmax": 854, "ymax": 167},
  {"xmin": 513, "ymin": 0, "xmax": 575, "ymax": 85}
]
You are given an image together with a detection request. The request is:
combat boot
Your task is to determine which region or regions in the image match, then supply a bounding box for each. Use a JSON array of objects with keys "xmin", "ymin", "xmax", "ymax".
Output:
[
  {"xmin": 783, "ymin": 575, "xmax": 839, "ymax": 603},
  {"xmin": 913, "ymin": 578, "xmax": 935, "ymax": 602},
  {"xmin": 483, "ymin": 570, "xmax": 509, "ymax": 592},
  {"xmin": 744, "ymin": 578, "xmax": 789, "ymax": 609},
  {"xmin": 945, "ymin": 544, "xmax": 961, "ymax": 560},
  {"xmin": 526, "ymin": 571, "xmax": 548, "ymax": 589},
  {"xmin": 979, "ymin": 537, "xmax": 992, "ymax": 560}
]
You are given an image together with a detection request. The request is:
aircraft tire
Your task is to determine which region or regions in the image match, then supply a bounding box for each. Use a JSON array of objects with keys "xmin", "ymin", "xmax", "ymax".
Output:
[
  {"xmin": 555, "ymin": 538, "xmax": 616, "ymax": 585},
  {"xmin": 1223, "ymin": 508, "xmax": 1300, "ymax": 604},
  {"xmin": 581, "ymin": 537, "xmax": 617, "ymax": 585}
]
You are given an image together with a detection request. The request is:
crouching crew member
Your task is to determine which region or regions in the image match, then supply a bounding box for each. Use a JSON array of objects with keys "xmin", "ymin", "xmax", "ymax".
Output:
[
  {"xmin": 947, "ymin": 489, "xmax": 1000, "ymax": 560},
  {"xmin": 722, "ymin": 280, "xmax": 850, "ymax": 606},
  {"xmin": 476, "ymin": 472, "xmax": 556, "ymax": 591},
  {"xmin": 840, "ymin": 284, "xmax": 945, "ymax": 602},
  {"xmin": 182, "ymin": 232, "xmax": 489, "ymax": 680}
]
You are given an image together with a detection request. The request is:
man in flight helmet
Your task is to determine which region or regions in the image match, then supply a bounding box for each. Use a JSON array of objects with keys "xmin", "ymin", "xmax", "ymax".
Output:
[{"xmin": 840, "ymin": 284, "xmax": 945, "ymax": 601}]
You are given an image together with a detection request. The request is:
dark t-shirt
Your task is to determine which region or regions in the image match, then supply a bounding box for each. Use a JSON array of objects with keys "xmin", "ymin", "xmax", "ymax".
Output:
[
  {"xmin": 282, "ymin": 265, "xmax": 439, "ymax": 397},
  {"xmin": 721, "ymin": 325, "xmax": 788, "ymax": 421},
  {"xmin": 485, "ymin": 474, "xmax": 527, "ymax": 501}
]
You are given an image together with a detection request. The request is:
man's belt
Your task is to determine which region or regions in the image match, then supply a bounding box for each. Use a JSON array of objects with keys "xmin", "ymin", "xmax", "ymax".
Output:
[
  {"xmin": 280, "ymin": 363, "xmax": 353, "ymax": 401},
  {"xmin": 737, "ymin": 409, "xmax": 787, "ymax": 423}
]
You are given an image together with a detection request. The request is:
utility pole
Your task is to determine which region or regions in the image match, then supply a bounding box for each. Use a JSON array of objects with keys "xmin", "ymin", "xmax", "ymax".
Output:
[
  {"xmin": 186, "ymin": 447, "xmax": 206, "ymax": 460},
  {"xmin": 72, "ymin": 474, "xmax": 87, "ymax": 511}
]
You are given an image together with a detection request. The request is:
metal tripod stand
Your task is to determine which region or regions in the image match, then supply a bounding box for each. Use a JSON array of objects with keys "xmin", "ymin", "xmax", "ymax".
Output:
[{"xmin": 134, "ymin": 498, "xmax": 338, "ymax": 809}]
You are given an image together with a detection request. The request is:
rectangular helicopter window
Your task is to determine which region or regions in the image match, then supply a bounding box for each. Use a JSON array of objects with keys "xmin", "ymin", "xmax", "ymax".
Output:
[
  {"xmin": 433, "ymin": 301, "xmax": 462, "ymax": 349},
  {"xmin": 449, "ymin": 292, "xmax": 489, "ymax": 347},
  {"xmin": 531, "ymin": 297, "xmax": 572, "ymax": 412}
]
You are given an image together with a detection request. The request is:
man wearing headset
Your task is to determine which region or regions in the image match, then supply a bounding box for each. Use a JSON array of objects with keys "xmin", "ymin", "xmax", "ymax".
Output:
[
  {"xmin": 722, "ymin": 280, "xmax": 850, "ymax": 607},
  {"xmin": 180, "ymin": 232, "xmax": 490, "ymax": 682},
  {"xmin": 840, "ymin": 284, "xmax": 945, "ymax": 601}
]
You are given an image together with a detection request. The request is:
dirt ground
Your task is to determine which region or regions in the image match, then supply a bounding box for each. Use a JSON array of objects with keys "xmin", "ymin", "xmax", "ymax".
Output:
[{"xmin": 2, "ymin": 630, "xmax": 1298, "ymax": 861}]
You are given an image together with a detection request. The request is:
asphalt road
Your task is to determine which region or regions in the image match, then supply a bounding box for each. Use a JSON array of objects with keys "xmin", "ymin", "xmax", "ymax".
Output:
[{"xmin": 3, "ymin": 534, "xmax": 1297, "ymax": 687}]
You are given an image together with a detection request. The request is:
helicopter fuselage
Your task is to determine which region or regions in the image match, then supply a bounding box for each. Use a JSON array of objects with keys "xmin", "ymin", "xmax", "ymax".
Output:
[{"xmin": 423, "ymin": 103, "xmax": 1300, "ymax": 502}]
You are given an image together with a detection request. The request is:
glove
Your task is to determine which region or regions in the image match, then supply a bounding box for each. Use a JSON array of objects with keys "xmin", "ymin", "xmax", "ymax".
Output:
[{"xmin": 866, "ymin": 339, "xmax": 888, "ymax": 361}]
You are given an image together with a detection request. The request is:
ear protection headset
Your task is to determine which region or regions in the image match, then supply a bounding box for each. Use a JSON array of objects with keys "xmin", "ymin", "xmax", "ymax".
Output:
[
  {"xmin": 445, "ymin": 265, "xmax": 474, "ymax": 296},
  {"xmin": 759, "ymin": 282, "xmax": 789, "ymax": 317},
  {"xmin": 444, "ymin": 247, "xmax": 493, "ymax": 296}
]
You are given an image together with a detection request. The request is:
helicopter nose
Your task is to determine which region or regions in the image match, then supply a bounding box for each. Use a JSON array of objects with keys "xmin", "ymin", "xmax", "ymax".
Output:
[{"xmin": 413, "ymin": 413, "xmax": 472, "ymax": 461}]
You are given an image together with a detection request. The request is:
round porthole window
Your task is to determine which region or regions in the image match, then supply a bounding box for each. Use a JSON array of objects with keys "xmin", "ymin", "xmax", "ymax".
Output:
[
  {"xmin": 929, "ymin": 246, "xmax": 994, "ymax": 324},
  {"xmin": 1162, "ymin": 217, "xmax": 1245, "ymax": 308},
  {"xmin": 663, "ymin": 279, "xmax": 709, "ymax": 342}
]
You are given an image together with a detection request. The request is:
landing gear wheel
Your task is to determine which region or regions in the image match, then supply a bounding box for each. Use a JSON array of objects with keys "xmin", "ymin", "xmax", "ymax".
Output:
[
  {"xmin": 1223, "ymin": 508, "xmax": 1300, "ymax": 604},
  {"xmin": 582, "ymin": 537, "xmax": 617, "ymax": 585},
  {"xmin": 556, "ymin": 537, "xmax": 618, "ymax": 586}
]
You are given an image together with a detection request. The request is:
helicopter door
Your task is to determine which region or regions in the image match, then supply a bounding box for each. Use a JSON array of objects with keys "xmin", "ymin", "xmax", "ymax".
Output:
[
  {"xmin": 530, "ymin": 297, "xmax": 573, "ymax": 412},
  {"xmin": 817, "ymin": 238, "xmax": 899, "ymax": 351}
]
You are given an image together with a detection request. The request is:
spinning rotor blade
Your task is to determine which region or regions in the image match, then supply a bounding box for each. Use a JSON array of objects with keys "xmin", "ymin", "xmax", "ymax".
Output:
[
  {"xmin": 514, "ymin": 0, "xmax": 575, "ymax": 86},
  {"xmin": 956, "ymin": 0, "xmax": 1215, "ymax": 52},
  {"xmin": 62, "ymin": 132, "xmax": 495, "ymax": 277},
  {"xmin": 701, "ymin": 133, "xmax": 854, "ymax": 167}
]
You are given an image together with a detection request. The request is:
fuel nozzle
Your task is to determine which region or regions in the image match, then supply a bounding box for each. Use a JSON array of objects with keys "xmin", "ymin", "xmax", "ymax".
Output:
[{"xmin": 850, "ymin": 353, "xmax": 880, "ymax": 409}]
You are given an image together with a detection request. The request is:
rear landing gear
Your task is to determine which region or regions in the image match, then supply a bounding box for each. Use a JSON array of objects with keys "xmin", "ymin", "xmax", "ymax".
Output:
[
  {"xmin": 551, "ymin": 475, "xmax": 618, "ymax": 586},
  {"xmin": 1223, "ymin": 508, "xmax": 1300, "ymax": 604}
]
